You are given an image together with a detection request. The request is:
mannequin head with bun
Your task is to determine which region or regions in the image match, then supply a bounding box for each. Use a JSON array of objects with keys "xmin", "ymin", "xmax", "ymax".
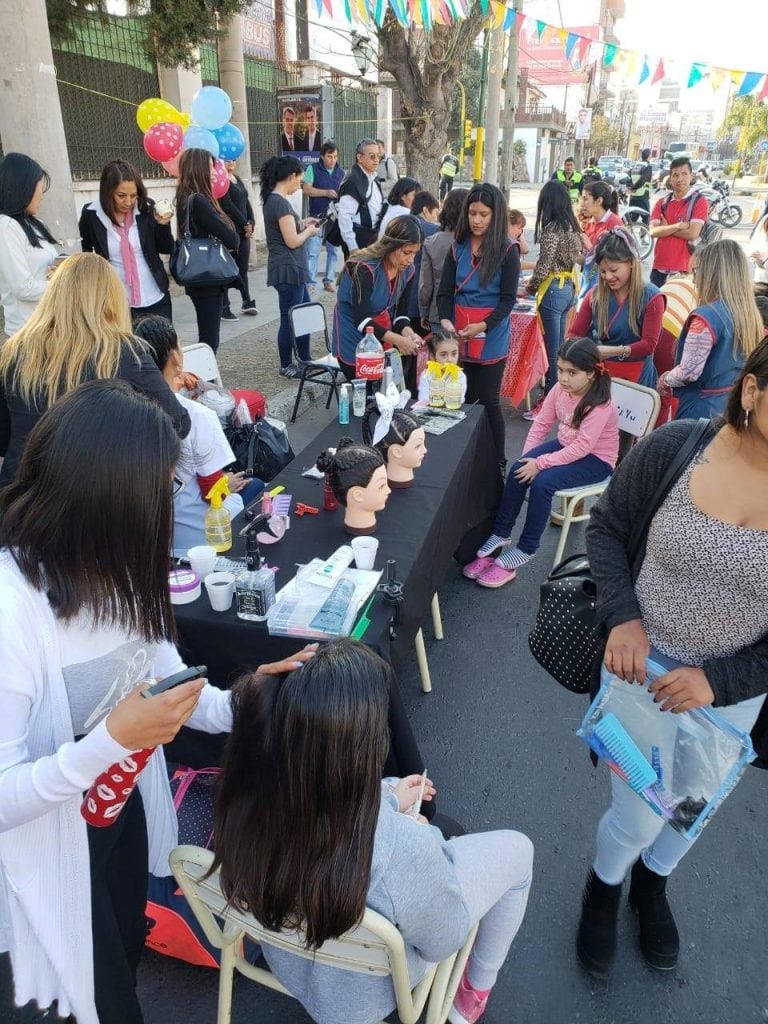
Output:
[{"xmin": 316, "ymin": 438, "xmax": 390, "ymax": 534}]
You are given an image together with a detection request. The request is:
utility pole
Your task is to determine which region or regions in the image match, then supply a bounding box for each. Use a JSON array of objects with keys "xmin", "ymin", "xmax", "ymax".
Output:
[
  {"xmin": 473, "ymin": 28, "xmax": 491, "ymax": 184},
  {"xmin": 499, "ymin": 0, "xmax": 523, "ymax": 195},
  {"xmin": 483, "ymin": 21, "xmax": 506, "ymax": 185}
]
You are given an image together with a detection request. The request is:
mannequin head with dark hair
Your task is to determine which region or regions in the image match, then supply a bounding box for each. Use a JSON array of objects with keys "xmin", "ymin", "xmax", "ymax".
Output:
[
  {"xmin": 361, "ymin": 403, "xmax": 426, "ymax": 487},
  {"xmin": 316, "ymin": 437, "xmax": 390, "ymax": 533}
]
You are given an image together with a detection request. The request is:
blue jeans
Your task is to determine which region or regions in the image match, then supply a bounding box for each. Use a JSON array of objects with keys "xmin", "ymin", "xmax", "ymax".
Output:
[
  {"xmin": 494, "ymin": 440, "xmax": 612, "ymax": 554},
  {"xmin": 539, "ymin": 280, "xmax": 575, "ymax": 392},
  {"xmin": 275, "ymin": 282, "xmax": 311, "ymax": 367},
  {"xmin": 306, "ymin": 234, "xmax": 341, "ymax": 285},
  {"xmin": 240, "ymin": 477, "xmax": 265, "ymax": 505}
]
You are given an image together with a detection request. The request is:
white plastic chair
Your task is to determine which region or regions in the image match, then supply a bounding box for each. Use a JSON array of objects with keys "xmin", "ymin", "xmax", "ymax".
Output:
[
  {"xmin": 288, "ymin": 302, "xmax": 342, "ymax": 423},
  {"xmin": 182, "ymin": 343, "xmax": 223, "ymax": 386},
  {"xmin": 170, "ymin": 845, "xmax": 478, "ymax": 1024},
  {"xmin": 550, "ymin": 378, "xmax": 661, "ymax": 568}
]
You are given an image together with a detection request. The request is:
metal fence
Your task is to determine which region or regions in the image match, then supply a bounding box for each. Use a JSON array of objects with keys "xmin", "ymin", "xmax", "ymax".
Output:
[
  {"xmin": 199, "ymin": 44, "xmax": 220, "ymax": 87},
  {"xmin": 245, "ymin": 57, "xmax": 300, "ymax": 173},
  {"xmin": 332, "ymin": 85, "xmax": 378, "ymax": 171},
  {"xmin": 53, "ymin": 14, "xmax": 159, "ymax": 181}
]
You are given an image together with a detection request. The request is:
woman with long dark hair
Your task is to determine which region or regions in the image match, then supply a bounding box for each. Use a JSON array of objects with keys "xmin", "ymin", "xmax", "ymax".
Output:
[
  {"xmin": 213, "ymin": 639, "xmax": 533, "ymax": 1024},
  {"xmin": 524, "ymin": 180, "xmax": 585, "ymax": 420},
  {"xmin": 568, "ymin": 228, "xmax": 664, "ymax": 385},
  {"xmin": 333, "ymin": 214, "xmax": 423, "ymax": 381},
  {"xmin": 79, "ymin": 160, "xmax": 174, "ymax": 323},
  {"xmin": 0, "ymin": 153, "xmax": 61, "ymax": 334},
  {"xmin": 259, "ymin": 155, "xmax": 319, "ymax": 378},
  {"xmin": 577, "ymin": 180, "xmax": 622, "ymax": 301},
  {"xmin": 175, "ymin": 148, "xmax": 240, "ymax": 354},
  {"xmin": 377, "ymin": 175, "xmax": 421, "ymax": 238},
  {"xmin": 0, "ymin": 379, "xmax": 315, "ymax": 1024},
  {"xmin": 437, "ymin": 182, "xmax": 520, "ymax": 464},
  {"xmin": 577, "ymin": 339, "xmax": 768, "ymax": 978}
]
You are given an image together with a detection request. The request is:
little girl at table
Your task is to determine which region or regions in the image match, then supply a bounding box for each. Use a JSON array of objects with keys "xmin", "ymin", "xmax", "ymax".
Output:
[
  {"xmin": 417, "ymin": 331, "xmax": 467, "ymax": 405},
  {"xmin": 464, "ymin": 337, "xmax": 618, "ymax": 588}
]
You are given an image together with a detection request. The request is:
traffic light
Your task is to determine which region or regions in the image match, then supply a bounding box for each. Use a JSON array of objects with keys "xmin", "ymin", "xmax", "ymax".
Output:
[{"xmin": 464, "ymin": 119, "xmax": 472, "ymax": 148}]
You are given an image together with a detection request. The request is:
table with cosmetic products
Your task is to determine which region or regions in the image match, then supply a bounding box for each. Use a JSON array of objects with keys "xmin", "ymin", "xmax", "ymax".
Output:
[{"xmin": 168, "ymin": 405, "xmax": 502, "ymax": 774}]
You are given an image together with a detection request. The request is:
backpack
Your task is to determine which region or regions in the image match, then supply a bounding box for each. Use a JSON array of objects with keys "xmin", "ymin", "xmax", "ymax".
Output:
[
  {"xmin": 224, "ymin": 418, "xmax": 295, "ymax": 481},
  {"xmin": 661, "ymin": 192, "xmax": 722, "ymax": 254},
  {"xmin": 376, "ymin": 155, "xmax": 399, "ymax": 185},
  {"xmin": 322, "ymin": 199, "xmax": 340, "ymax": 245}
]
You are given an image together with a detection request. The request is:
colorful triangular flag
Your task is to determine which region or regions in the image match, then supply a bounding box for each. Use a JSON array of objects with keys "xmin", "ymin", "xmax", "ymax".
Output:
[
  {"xmin": 565, "ymin": 33, "xmax": 579, "ymax": 62},
  {"xmin": 738, "ymin": 71, "xmax": 763, "ymax": 96},
  {"xmin": 728, "ymin": 69, "xmax": 742, "ymax": 86},
  {"xmin": 503, "ymin": 7, "xmax": 514, "ymax": 30},
  {"xmin": 651, "ymin": 59, "xmax": 665, "ymax": 85},
  {"xmin": 709, "ymin": 67, "xmax": 726, "ymax": 92},
  {"xmin": 575, "ymin": 36, "xmax": 591, "ymax": 66},
  {"xmin": 687, "ymin": 63, "xmax": 705, "ymax": 89},
  {"xmin": 535, "ymin": 19, "xmax": 546, "ymax": 40},
  {"xmin": 603, "ymin": 43, "xmax": 617, "ymax": 68},
  {"xmin": 758, "ymin": 76, "xmax": 768, "ymax": 103}
]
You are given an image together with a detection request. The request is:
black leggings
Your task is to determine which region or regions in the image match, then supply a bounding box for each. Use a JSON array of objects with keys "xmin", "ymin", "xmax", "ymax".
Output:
[
  {"xmin": 188, "ymin": 289, "xmax": 225, "ymax": 353},
  {"xmin": 223, "ymin": 234, "xmax": 253, "ymax": 310},
  {"xmin": 464, "ymin": 360, "xmax": 507, "ymax": 463}
]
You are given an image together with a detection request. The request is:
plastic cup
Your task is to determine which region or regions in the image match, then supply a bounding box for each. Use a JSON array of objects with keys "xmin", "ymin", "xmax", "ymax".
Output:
[
  {"xmin": 204, "ymin": 571, "xmax": 236, "ymax": 612},
  {"xmin": 187, "ymin": 545, "xmax": 217, "ymax": 579},
  {"xmin": 351, "ymin": 537, "xmax": 379, "ymax": 570},
  {"xmin": 351, "ymin": 379, "xmax": 366, "ymax": 417}
]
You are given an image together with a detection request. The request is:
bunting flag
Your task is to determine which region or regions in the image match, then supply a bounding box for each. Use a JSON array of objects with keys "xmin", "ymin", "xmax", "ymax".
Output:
[
  {"xmin": 603, "ymin": 43, "xmax": 617, "ymax": 68},
  {"xmin": 728, "ymin": 69, "xmax": 743, "ymax": 86},
  {"xmin": 651, "ymin": 58, "xmax": 665, "ymax": 84},
  {"xmin": 575, "ymin": 36, "xmax": 591, "ymax": 66},
  {"xmin": 565, "ymin": 32, "xmax": 578, "ymax": 62},
  {"xmin": 638, "ymin": 57, "xmax": 650, "ymax": 85},
  {"xmin": 314, "ymin": 0, "xmax": 323, "ymax": 14},
  {"xmin": 515, "ymin": 10, "xmax": 525, "ymax": 33},
  {"xmin": 688, "ymin": 63, "xmax": 705, "ymax": 89},
  {"xmin": 491, "ymin": 2, "xmax": 505, "ymax": 29},
  {"xmin": 374, "ymin": 0, "xmax": 387, "ymax": 24},
  {"xmin": 709, "ymin": 67, "xmax": 726, "ymax": 92},
  {"xmin": 624, "ymin": 52, "xmax": 638, "ymax": 78},
  {"xmin": 502, "ymin": 7, "xmax": 514, "ymax": 30},
  {"xmin": 738, "ymin": 71, "xmax": 763, "ymax": 96},
  {"xmin": 535, "ymin": 19, "xmax": 545, "ymax": 40},
  {"xmin": 758, "ymin": 76, "xmax": 768, "ymax": 102},
  {"xmin": 478, "ymin": 0, "xmax": 488, "ymax": 14}
]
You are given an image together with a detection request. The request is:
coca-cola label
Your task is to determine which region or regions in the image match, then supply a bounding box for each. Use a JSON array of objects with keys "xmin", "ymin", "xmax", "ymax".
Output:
[{"xmin": 356, "ymin": 353, "xmax": 385, "ymax": 380}]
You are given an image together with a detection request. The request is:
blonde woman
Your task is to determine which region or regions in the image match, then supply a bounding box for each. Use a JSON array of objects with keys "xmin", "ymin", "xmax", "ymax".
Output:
[
  {"xmin": 658, "ymin": 239, "xmax": 764, "ymax": 419},
  {"xmin": 0, "ymin": 252, "xmax": 189, "ymax": 485}
]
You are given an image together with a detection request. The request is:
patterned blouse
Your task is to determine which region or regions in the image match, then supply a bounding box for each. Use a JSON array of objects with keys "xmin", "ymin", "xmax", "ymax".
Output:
[{"xmin": 527, "ymin": 225, "xmax": 584, "ymax": 293}]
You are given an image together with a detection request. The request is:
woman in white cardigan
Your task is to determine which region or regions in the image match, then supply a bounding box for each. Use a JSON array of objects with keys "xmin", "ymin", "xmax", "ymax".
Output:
[
  {"xmin": 0, "ymin": 379, "xmax": 314, "ymax": 1024},
  {"xmin": 0, "ymin": 153, "xmax": 61, "ymax": 335}
]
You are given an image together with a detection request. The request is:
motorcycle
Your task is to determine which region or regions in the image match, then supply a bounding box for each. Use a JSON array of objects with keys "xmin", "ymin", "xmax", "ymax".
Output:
[
  {"xmin": 693, "ymin": 179, "xmax": 742, "ymax": 227},
  {"xmin": 615, "ymin": 176, "xmax": 654, "ymax": 260}
]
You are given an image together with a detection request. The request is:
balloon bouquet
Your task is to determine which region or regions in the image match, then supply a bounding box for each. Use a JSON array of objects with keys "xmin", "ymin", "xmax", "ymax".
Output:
[{"xmin": 137, "ymin": 86, "xmax": 246, "ymax": 200}]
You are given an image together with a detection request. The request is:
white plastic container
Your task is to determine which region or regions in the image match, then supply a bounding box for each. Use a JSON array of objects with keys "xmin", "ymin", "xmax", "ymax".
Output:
[{"xmin": 169, "ymin": 568, "xmax": 201, "ymax": 605}]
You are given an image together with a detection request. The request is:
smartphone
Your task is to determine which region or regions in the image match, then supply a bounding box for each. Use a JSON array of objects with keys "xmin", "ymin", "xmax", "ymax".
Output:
[
  {"xmin": 154, "ymin": 198, "xmax": 174, "ymax": 218},
  {"xmin": 148, "ymin": 665, "xmax": 207, "ymax": 696}
]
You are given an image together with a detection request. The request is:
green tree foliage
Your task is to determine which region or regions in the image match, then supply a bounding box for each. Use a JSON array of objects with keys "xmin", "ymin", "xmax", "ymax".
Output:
[
  {"xmin": 719, "ymin": 96, "xmax": 768, "ymax": 153},
  {"xmin": 587, "ymin": 113, "xmax": 622, "ymax": 157},
  {"xmin": 46, "ymin": 0, "xmax": 251, "ymax": 69}
]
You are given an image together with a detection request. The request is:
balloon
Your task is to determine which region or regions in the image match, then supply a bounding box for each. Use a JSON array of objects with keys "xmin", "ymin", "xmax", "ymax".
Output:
[
  {"xmin": 136, "ymin": 97, "xmax": 180, "ymax": 133},
  {"xmin": 161, "ymin": 154, "xmax": 181, "ymax": 177},
  {"xmin": 212, "ymin": 123, "xmax": 245, "ymax": 161},
  {"xmin": 143, "ymin": 122, "xmax": 184, "ymax": 163},
  {"xmin": 191, "ymin": 86, "xmax": 233, "ymax": 131},
  {"xmin": 211, "ymin": 159, "xmax": 230, "ymax": 200},
  {"xmin": 182, "ymin": 126, "xmax": 220, "ymax": 158},
  {"xmin": 178, "ymin": 112, "xmax": 193, "ymax": 130}
]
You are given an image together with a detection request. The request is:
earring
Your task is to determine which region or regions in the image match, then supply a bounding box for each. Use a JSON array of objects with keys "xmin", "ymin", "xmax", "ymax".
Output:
[{"xmin": 744, "ymin": 408, "xmax": 751, "ymax": 430}]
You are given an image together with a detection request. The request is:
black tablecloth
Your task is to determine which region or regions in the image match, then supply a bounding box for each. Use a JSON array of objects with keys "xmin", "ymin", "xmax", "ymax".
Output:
[{"xmin": 168, "ymin": 406, "xmax": 501, "ymax": 772}]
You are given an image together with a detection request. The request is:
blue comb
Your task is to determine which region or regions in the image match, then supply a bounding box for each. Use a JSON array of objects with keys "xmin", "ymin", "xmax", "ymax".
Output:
[{"xmin": 593, "ymin": 714, "xmax": 658, "ymax": 795}]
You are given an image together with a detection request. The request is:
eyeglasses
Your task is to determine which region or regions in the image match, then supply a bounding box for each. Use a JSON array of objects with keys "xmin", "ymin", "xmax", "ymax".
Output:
[{"xmin": 172, "ymin": 475, "xmax": 185, "ymax": 496}]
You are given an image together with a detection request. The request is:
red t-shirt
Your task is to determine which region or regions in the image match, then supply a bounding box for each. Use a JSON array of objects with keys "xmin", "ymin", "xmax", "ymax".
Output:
[{"xmin": 650, "ymin": 191, "xmax": 708, "ymax": 273}]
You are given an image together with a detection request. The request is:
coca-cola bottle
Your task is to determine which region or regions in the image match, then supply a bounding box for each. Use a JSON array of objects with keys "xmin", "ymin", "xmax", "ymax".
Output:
[{"xmin": 355, "ymin": 325, "xmax": 385, "ymax": 398}]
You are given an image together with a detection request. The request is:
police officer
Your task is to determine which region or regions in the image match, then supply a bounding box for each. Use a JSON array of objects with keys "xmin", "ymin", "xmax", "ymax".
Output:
[
  {"xmin": 581, "ymin": 156, "xmax": 602, "ymax": 187},
  {"xmin": 629, "ymin": 148, "xmax": 653, "ymax": 214},
  {"xmin": 439, "ymin": 148, "xmax": 460, "ymax": 200},
  {"xmin": 551, "ymin": 157, "xmax": 583, "ymax": 203}
]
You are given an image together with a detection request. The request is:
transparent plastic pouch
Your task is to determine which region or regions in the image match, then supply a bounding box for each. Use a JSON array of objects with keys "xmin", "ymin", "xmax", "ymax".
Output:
[{"xmin": 577, "ymin": 660, "xmax": 755, "ymax": 840}]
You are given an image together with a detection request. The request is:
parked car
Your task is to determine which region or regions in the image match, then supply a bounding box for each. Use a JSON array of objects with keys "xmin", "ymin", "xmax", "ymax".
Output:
[{"xmin": 596, "ymin": 155, "xmax": 624, "ymax": 182}]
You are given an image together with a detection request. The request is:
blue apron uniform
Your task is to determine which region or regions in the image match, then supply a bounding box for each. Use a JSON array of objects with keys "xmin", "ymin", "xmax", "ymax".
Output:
[
  {"xmin": 452, "ymin": 240, "xmax": 512, "ymax": 364},
  {"xmin": 675, "ymin": 300, "xmax": 739, "ymax": 419},
  {"xmin": 587, "ymin": 283, "xmax": 660, "ymax": 387},
  {"xmin": 332, "ymin": 258, "xmax": 414, "ymax": 367}
]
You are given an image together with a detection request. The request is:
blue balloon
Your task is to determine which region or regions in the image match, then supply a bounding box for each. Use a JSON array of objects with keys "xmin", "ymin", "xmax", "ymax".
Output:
[
  {"xmin": 212, "ymin": 123, "xmax": 245, "ymax": 161},
  {"xmin": 182, "ymin": 126, "xmax": 220, "ymax": 158},
  {"xmin": 191, "ymin": 87, "xmax": 233, "ymax": 131}
]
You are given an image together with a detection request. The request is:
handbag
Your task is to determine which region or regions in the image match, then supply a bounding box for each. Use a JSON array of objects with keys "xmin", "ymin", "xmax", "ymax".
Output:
[
  {"xmin": 528, "ymin": 419, "xmax": 711, "ymax": 694},
  {"xmin": 225, "ymin": 418, "xmax": 295, "ymax": 482},
  {"xmin": 170, "ymin": 194, "xmax": 239, "ymax": 288}
]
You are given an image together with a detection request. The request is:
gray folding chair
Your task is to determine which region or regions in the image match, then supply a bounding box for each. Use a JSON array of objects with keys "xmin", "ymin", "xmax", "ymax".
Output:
[{"xmin": 288, "ymin": 301, "xmax": 342, "ymax": 422}]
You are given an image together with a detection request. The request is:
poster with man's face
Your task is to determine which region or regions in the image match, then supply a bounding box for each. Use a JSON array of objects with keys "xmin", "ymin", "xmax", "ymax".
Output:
[
  {"xmin": 277, "ymin": 88, "xmax": 323, "ymax": 164},
  {"xmin": 575, "ymin": 107, "xmax": 592, "ymax": 140}
]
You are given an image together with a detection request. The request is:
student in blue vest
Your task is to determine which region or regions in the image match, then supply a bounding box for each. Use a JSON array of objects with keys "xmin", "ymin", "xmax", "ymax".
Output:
[
  {"xmin": 437, "ymin": 183, "xmax": 520, "ymax": 466},
  {"xmin": 302, "ymin": 141, "xmax": 345, "ymax": 294},
  {"xmin": 658, "ymin": 240, "xmax": 763, "ymax": 419},
  {"xmin": 332, "ymin": 214, "xmax": 423, "ymax": 381},
  {"xmin": 568, "ymin": 228, "xmax": 664, "ymax": 387}
]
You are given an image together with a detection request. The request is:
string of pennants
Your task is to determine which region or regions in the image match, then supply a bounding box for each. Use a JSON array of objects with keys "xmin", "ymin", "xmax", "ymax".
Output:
[{"xmin": 314, "ymin": 0, "xmax": 768, "ymax": 102}]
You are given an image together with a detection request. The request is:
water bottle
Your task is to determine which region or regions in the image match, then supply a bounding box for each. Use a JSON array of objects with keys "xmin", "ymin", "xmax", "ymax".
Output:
[{"xmin": 338, "ymin": 383, "xmax": 350, "ymax": 425}]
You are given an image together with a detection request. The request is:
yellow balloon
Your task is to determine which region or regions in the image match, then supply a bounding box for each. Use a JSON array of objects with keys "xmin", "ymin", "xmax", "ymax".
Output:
[
  {"xmin": 137, "ymin": 98, "xmax": 180, "ymax": 133},
  {"xmin": 178, "ymin": 112, "xmax": 193, "ymax": 129}
]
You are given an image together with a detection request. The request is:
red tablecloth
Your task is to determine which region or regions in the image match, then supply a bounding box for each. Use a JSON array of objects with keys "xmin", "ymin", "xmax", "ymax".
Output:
[{"xmin": 501, "ymin": 311, "xmax": 548, "ymax": 406}]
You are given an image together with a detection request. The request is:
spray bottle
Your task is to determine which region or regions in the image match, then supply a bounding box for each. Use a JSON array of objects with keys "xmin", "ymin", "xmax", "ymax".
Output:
[
  {"xmin": 235, "ymin": 514, "xmax": 277, "ymax": 621},
  {"xmin": 205, "ymin": 477, "xmax": 232, "ymax": 552}
]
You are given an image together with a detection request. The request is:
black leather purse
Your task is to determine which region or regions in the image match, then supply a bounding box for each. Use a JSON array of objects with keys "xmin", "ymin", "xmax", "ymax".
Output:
[
  {"xmin": 170, "ymin": 194, "xmax": 239, "ymax": 288},
  {"xmin": 528, "ymin": 419, "xmax": 711, "ymax": 694}
]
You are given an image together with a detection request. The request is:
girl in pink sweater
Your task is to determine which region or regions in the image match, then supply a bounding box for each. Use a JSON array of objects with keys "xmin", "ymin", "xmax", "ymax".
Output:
[{"xmin": 465, "ymin": 337, "xmax": 619, "ymax": 588}]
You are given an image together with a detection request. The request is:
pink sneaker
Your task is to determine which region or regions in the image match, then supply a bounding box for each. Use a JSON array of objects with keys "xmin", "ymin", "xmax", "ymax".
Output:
[
  {"xmin": 522, "ymin": 395, "xmax": 544, "ymax": 422},
  {"xmin": 462, "ymin": 555, "xmax": 496, "ymax": 580},
  {"xmin": 448, "ymin": 971, "xmax": 490, "ymax": 1024}
]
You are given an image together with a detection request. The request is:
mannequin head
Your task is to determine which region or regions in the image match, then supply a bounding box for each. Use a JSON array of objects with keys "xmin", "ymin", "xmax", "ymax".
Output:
[
  {"xmin": 362, "ymin": 403, "xmax": 427, "ymax": 487},
  {"xmin": 316, "ymin": 438, "xmax": 390, "ymax": 534}
]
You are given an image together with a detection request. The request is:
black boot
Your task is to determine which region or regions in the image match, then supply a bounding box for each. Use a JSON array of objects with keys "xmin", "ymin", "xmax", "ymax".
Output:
[
  {"xmin": 628, "ymin": 858, "xmax": 679, "ymax": 971},
  {"xmin": 576, "ymin": 868, "xmax": 622, "ymax": 977}
]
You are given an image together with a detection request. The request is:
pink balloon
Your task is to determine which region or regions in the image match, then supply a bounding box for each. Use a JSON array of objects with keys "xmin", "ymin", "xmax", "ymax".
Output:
[
  {"xmin": 143, "ymin": 121, "xmax": 183, "ymax": 163},
  {"xmin": 161, "ymin": 154, "xmax": 181, "ymax": 177},
  {"xmin": 211, "ymin": 159, "xmax": 230, "ymax": 200}
]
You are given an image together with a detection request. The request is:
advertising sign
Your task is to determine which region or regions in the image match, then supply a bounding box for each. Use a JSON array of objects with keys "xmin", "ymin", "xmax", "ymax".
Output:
[
  {"xmin": 243, "ymin": 1, "xmax": 275, "ymax": 61},
  {"xmin": 575, "ymin": 107, "xmax": 592, "ymax": 140},
  {"xmin": 518, "ymin": 24, "xmax": 600, "ymax": 85},
  {"xmin": 276, "ymin": 87, "xmax": 324, "ymax": 166}
]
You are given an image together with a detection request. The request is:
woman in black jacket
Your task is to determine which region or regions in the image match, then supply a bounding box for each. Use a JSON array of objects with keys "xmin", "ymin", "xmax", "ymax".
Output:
[
  {"xmin": 0, "ymin": 253, "xmax": 189, "ymax": 485},
  {"xmin": 219, "ymin": 158, "xmax": 258, "ymax": 320},
  {"xmin": 79, "ymin": 160, "xmax": 174, "ymax": 323},
  {"xmin": 175, "ymin": 148, "xmax": 240, "ymax": 353},
  {"xmin": 576, "ymin": 341, "xmax": 768, "ymax": 979}
]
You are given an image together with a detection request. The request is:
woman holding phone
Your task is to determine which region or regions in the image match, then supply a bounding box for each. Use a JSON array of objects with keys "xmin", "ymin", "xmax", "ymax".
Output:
[{"xmin": 0, "ymin": 378, "xmax": 316, "ymax": 1024}]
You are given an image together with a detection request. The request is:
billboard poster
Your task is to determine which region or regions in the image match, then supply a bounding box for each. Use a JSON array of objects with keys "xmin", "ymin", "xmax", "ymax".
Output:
[
  {"xmin": 243, "ymin": 1, "xmax": 275, "ymax": 61},
  {"xmin": 276, "ymin": 87, "xmax": 323, "ymax": 167},
  {"xmin": 575, "ymin": 106, "xmax": 592, "ymax": 140},
  {"xmin": 519, "ymin": 24, "xmax": 600, "ymax": 85}
]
